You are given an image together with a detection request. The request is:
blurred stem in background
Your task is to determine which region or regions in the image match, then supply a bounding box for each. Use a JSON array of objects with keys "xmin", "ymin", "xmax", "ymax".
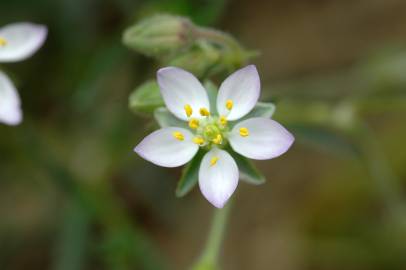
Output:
[
  {"xmin": 267, "ymin": 48, "xmax": 406, "ymax": 224},
  {"xmin": 353, "ymin": 120, "xmax": 406, "ymax": 221},
  {"xmin": 19, "ymin": 113, "xmax": 166, "ymax": 270}
]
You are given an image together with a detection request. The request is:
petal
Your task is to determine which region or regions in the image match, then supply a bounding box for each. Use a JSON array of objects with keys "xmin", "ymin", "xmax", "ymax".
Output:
[
  {"xmin": 134, "ymin": 127, "xmax": 198, "ymax": 167},
  {"xmin": 229, "ymin": 117, "xmax": 294, "ymax": 160},
  {"xmin": 0, "ymin": 22, "xmax": 47, "ymax": 62},
  {"xmin": 217, "ymin": 65, "xmax": 260, "ymax": 120},
  {"xmin": 157, "ymin": 67, "xmax": 210, "ymax": 121},
  {"xmin": 0, "ymin": 71, "xmax": 22, "ymax": 125},
  {"xmin": 199, "ymin": 148, "xmax": 239, "ymax": 208}
]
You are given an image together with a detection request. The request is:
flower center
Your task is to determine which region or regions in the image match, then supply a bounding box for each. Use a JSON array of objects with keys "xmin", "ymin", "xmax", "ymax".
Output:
[
  {"xmin": 0, "ymin": 37, "xmax": 7, "ymax": 47},
  {"xmin": 191, "ymin": 115, "xmax": 229, "ymax": 148}
]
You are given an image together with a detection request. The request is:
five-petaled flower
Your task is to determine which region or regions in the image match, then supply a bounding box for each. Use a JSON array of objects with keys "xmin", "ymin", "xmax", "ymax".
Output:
[
  {"xmin": 134, "ymin": 65, "xmax": 294, "ymax": 208},
  {"xmin": 0, "ymin": 22, "xmax": 47, "ymax": 126}
]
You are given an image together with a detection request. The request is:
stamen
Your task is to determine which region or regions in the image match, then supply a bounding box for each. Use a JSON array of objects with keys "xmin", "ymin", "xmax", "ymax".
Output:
[
  {"xmin": 210, "ymin": 156, "xmax": 219, "ymax": 166},
  {"xmin": 193, "ymin": 136, "xmax": 205, "ymax": 145},
  {"xmin": 0, "ymin": 37, "xmax": 7, "ymax": 47},
  {"xmin": 219, "ymin": 116, "xmax": 227, "ymax": 126},
  {"xmin": 184, "ymin": 104, "xmax": 193, "ymax": 117},
  {"xmin": 212, "ymin": 134, "xmax": 222, "ymax": 144},
  {"xmin": 199, "ymin": 107, "xmax": 210, "ymax": 116},
  {"xmin": 172, "ymin": 131, "xmax": 185, "ymax": 141},
  {"xmin": 226, "ymin": 99, "xmax": 233, "ymax": 110},
  {"xmin": 239, "ymin": 127, "xmax": 249, "ymax": 137},
  {"xmin": 188, "ymin": 118, "xmax": 199, "ymax": 129}
]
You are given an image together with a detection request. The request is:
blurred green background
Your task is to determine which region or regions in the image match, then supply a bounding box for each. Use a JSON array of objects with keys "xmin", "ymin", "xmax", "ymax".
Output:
[{"xmin": 1, "ymin": 0, "xmax": 406, "ymax": 269}]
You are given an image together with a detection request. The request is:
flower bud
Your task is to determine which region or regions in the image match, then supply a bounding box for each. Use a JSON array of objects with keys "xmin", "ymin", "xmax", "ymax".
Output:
[{"xmin": 123, "ymin": 14, "xmax": 194, "ymax": 57}]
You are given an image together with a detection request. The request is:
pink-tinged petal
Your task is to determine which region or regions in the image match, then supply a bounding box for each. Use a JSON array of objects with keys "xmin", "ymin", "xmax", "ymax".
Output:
[
  {"xmin": 0, "ymin": 71, "xmax": 22, "ymax": 125},
  {"xmin": 199, "ymin": 148, "xmax": 239, "ymax": 208},
  {"xmin": 217, "ymin": 65, "xmax": 260, "ymax": 121},
  {"xmin": 134, "ymin": 127, "xmax": 198, "ymax": 167},
  {"xmin": 157, "ymin": 67, "xmax": 210, "ymax": 121},
  {"xmin": 229, "ymin": 117, "xmax": 294, "ymax": 160},
  {"xmin": 0, "ymin": 22, "xmax": 47, "ymax": 62}
]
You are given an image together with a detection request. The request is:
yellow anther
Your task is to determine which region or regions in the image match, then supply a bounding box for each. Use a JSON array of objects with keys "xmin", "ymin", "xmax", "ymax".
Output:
[
  {"xmin": 172, "ymin": 131, "xmax": 185, "ymax": 141},
  {"xmin": 193, "ymin": 136, "xmax": 205, "ymax": 145},
  {"xmin": 226, "ymin": 99, "xmax": 233, "ymax": 110},
  {"xmin": 219, "ymin": 116, "xmax": 227, "ymax": 126},
  {"xmin": 210, "ymin": 156, "xmax": 219, "ymax": 166},
  {"xmin": 239, "ymin": 127, "xmax": 249, "ymax": 137},
  {"xmin": 184, "ymin": 104, "xmax": 193, "ymax": 117},
  {"xmin": 199, "ymin": 107, "xmax": 210, "ymax": 116},
  {"xmin": 0, "ymin": 37, "xmax": 7, "ymax": 46},
  {"xmin": 212, "ymin": 134, "xmax": 222, "ymax": 144},
  {"xmin": 188, "ymin": 118, "xmax": 199, "ymax": 129}
]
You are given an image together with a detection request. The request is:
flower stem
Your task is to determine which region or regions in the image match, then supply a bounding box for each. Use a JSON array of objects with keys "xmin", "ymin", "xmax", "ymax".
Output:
[
  {"xmin": 191, "ymin": 201, "xmax": 233, "ymax": 270},
  {"xmin": 192, "ymin": 27, "xmax": 255, "ymax": 68}
]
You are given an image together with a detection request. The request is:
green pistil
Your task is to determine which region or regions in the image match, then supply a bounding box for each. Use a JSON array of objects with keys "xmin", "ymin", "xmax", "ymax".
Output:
[{"xmin": 193, "ymin": 116, "xmax": 229, "ymax": 148}]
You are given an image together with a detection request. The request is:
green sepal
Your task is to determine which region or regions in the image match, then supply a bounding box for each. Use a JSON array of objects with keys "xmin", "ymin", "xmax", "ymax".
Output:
[
  {"xmin": 176, "ymin": 150, "xmax": 206, "ymax": 197},
  {"xmin": 228, "ymin": 147, "xmax": 266, "ymax": 185},
  {"xmin": 241, "ymin": 101, "xmax": 275, "ymax": 119},
  {"xmin": 229, "ymin": 102, "xmax": 276, "ymax": 128},
  {"xmin": 129, "ymin": 80, "xmax": 164, "ymax": 114},
  {"xmin": 153, "ymin": 107, "xmax": 188, "ymax": 129}
]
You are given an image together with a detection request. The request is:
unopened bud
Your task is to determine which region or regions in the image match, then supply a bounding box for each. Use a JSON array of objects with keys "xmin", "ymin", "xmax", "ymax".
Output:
[{"xmin": 123, "ymin": 14, "xmax": 194, "ymax": 57}]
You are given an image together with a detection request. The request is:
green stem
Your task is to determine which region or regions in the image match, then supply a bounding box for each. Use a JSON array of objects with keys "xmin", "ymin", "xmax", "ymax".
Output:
[
  {"xmin": 193, "ymin": 27, "xmax": 253, "ymax": 67},
  {"xmin": 191, "ymin": 201, "xmax": 233, "ymax": 270},
  {"xmin": 193, "ymin": 27, "xmax": 242, "ymax": 52},
  {"xmin": 353, "ymin": 120, "xmax": 406, "ymax": 220}
]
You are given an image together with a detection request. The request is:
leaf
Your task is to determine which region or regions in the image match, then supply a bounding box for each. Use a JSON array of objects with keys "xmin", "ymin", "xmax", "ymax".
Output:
[
  {"xmin": 129, "ymin": 80, "xmax": 164, "ymax": 113},
  {"xmin": 204, "ymin": 80, "xmax": 218, "ymax": 114},
  {"xmin": 228, "ymin": 148, "xmax": 266, "ymax": 185},
  {"xmin": 176, "ymin": 150, "xmax": 205, "ymax": 197},
  {"xmin": 154, "ymin": 107, "xmax": 188, "ymax": 128},
  {"xmin": 288, "ymin": 124, "xmax": 360, "ymax": 157}
]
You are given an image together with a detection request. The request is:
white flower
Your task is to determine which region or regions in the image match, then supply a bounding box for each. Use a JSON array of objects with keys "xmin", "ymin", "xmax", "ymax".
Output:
[
  {"xmin": 134, "ymin": 65, "xmax": 294, "ymax": 208},
  {"xmin": 0, "ymin": 22, "xmax": 47, "ymax": 125}
]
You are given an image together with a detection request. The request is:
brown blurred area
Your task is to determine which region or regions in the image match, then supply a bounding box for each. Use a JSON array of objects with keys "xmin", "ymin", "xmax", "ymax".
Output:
[
  {"xmin": 229, "ymin": 0, "xmax": 406, "ymax": 77},
  {"xmin": 1, "ymin": 0, "xmax": 406, "ymax": 270}
]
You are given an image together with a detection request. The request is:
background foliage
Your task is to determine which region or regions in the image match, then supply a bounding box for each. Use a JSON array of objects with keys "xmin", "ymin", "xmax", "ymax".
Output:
[{"xmin": 1, "ymin": 0, "xmax": 406, "ymax": 269}]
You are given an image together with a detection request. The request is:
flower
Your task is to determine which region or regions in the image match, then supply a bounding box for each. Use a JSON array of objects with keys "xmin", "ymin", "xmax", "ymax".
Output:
[
  {"xmin": 134, "ymin": 65, "xmax": 294, "ymax": 208},
  {"xmin": 0, "ymin": 22, "xmax": 47, "ymax": 125}
]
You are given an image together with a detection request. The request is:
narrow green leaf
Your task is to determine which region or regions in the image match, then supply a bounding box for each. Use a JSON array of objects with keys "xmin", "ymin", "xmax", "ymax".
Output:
[
  {"xmin": 288, "ymin": 124, "xmax": 360, "ymax": 157},
  {"xmin": 53, "ymin": 201, "xmax": 90, "ymax": 270},
  {"xmin": 154, "ymin": 107, "xmax": 188, "ymax": 128},
  {"xmin": 229, "ymin": 148, "xmax": 266, "ymax": 185},
  {"xmin": 176, "ymin": 150, "xmax": 205, "ymax": 197},
  {"xmin": 204, "ymin": 80, "xmax": 218, "ymax": 114},
  {"xmin": 129, "ymin": 80, "xmax": 164, "ymax": 113}
]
